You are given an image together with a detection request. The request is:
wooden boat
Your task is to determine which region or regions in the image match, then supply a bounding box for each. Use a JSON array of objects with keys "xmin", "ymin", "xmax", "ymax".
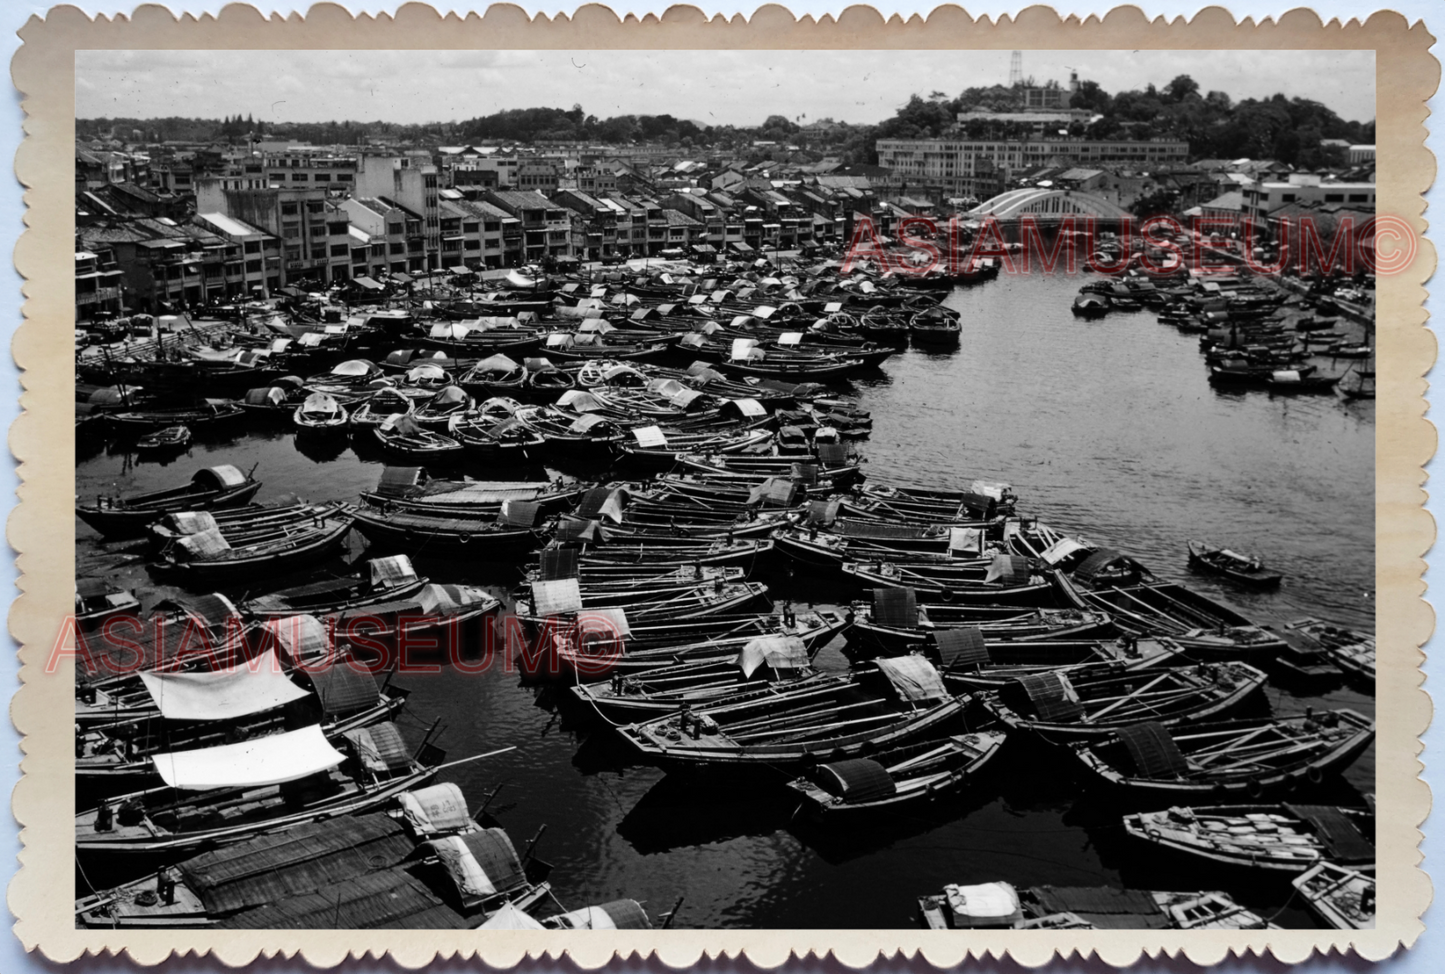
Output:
[
  {"xmin": 1123, "ymin": 804, "xmax": 1374, "ymax": 873},
  {"xmin": 74, "ymin": 787, "xmax": 507, "ymax": 928},
  {"xmin": 1009, "ymin": 524, "xmax": 1149, "ymax": 588},
  {"xmin": 348, "ymin": 387, "xmax": 415, "ymax": 429},
  {"xmin": 75, "ymin": 578, "xmax": 140, "ymax": 631},
  {"xmin": 515, "ymin": 406, "xmax": 628, "ymax": 462},
  {"xmin": 373, "ymin": 413, "xmax": 464, "ymax": 463},
  {"xmin": 615, "ymin": 659, "xmax": 967, "ymax": 769},
  {"xmin": 845, "ymin": 586, "xmax": 1116, "ymax": 660},
  {"xmin": 349, "ymin": 504, "xmax": 545, "ymax": 559},
  {"xmin": 1072, "ymin": 293, "xmax": 1111, "ymax": 319},
  {"xmin": 134, "ymin": 425, "xmax": 192, "ymax": 454},
  {"xmin": 571, "ymin": 635, "xmax": 827, "ymax": 720},
  {"xmin": 1293, "ymin": 862, "xmax": 1376, "ymax": 930},
  {"xmin": 523, "ymin": 358, "xmax": 576, "ymax": 397},
  {"xmin": 918, "ymin": 882, "xmax": 1272, "ymax": 930},
  {"xmin": 1069, "ymin": 710, "xmax": 1376, "ymax": 802},
  {"xmin": 982, "ymin": 662, "xmax": 1266, "ymax": 740},
  {"xmin": 76, "ymin": 464, "xmax": 262, "ymax": 538},
  {"xmin": 842, "ymin": 558, "xmax": 1059, "ymax": 606},
  {"xmin": 785, "ymin": 732, "xmax": 1006, "ymax": 818},
  {"xmin": 1285, "ymin": 618, "xmax": 1375, "ymax": 686},
  {"xmin": 75, "ymin": 722, "xmax": 442, "ymax": 856},
  {"xmin": 238, "ymin": 384, "xmax": 303, "ymax": 423},
  {"xmin": 154, "ymin": 502, "xmax": 355, "ymax": 585},
  {"xmin": 75, "ymin": 594, "xmax": 248, "ymax": 725},
  {"xmin": 399, "ymin": 362, "xmax": 456, "ymax": 392},
  {"xmin": 74, "ymin": 647, "xmax": 411, "ymax": 790},
  {"xmin": 221, "ymin": 823, "xmax": 551, "ymax": 930},
  {"xmin": 1187, "ymin": 541, "xmax": 1283, "ymax": 590},
  {"xmin": 908, "ymin": 309, "xmax": 963, "ymax": 347},
  {"xmin": 856, "ymin": 312, "xmax": 910, "ymax": 345},
  {"xmin": 1266, "ymin": 370, "xmax": 1341, "ymax": 394},
  {"xmin": 302, "ymin": 358, "xmax": 383, "ymax": 393},
  {"xmin": 549, "ymin": 606, "xmax": 850, "ymax": 680},
  {"xmin": 292, "ymin": 392, "xmax": 348, "ymax": 432},
  {"xmin": 360, "ymin": 469, "xmax": 584, "ymax": 519},
  {"xmin": 240, "ymin": 555, "xmax": 427, "ymax": 618},
  {"xmin": 106, "ymin": 401, "xmax": 247, "ymax": 438},
  {"xmin": 514, "ymin": 577, "xmax": 771, "ymax": 630},
  {"xmin": 1074, "ymin": 582, "xmax": 1287, "ymax": 661},
  {"xmin": 413, "ymin": 385, "xmax": 474, "ymax": 430},
  {"xmin": 565, "ymin": 537, "xmax": 774, "ymax": 570},
  {"xmin": 459, "ymin": 353, "xmax": 528, "ymax": 398}
]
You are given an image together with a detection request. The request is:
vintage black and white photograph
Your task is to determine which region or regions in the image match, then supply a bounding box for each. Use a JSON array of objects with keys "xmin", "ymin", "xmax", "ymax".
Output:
[{"xmin": 69, "ymin": 46, "xmax": 1379, "ymax": 932}]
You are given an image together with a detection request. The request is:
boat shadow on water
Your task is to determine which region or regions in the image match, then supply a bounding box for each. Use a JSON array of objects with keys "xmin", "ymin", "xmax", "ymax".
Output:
[
  {"xmin": 291, "ymin": 430, "xmax": 354, "ymax": 465},
  {"xmin": 615, "ymin": 772, "xmax": 801, "ymax": 856}
]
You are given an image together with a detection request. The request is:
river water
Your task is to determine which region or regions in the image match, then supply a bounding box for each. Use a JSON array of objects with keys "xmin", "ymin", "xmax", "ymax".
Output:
[{"xmin": 76, "ymin": 269, "xmax": 1375, "ymax": 929}]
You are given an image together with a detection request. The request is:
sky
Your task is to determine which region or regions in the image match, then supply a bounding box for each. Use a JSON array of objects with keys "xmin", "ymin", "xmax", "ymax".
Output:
[{"xmin": 75, "ymin": 48, "xmax": 1376, "ymax": 128}]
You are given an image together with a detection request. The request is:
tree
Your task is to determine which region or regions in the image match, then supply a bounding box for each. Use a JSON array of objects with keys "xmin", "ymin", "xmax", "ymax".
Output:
[
  {"xmin": 1131, "ymin": 189, "xmax": 1180, "ymax": 220},
  {"xmin": 1166, "ymin": 75, "xmax": 1200, "ymax": 103},
  {"xmin": 1069, "ymin": 79, "xmax": 1112, "ymax": 114}
]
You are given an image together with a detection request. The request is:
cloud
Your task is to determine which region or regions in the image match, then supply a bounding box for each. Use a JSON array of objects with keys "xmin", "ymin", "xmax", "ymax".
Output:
[{"xmin": 74, "ymin": 49, "xmax": 1375, "ymax": 126}]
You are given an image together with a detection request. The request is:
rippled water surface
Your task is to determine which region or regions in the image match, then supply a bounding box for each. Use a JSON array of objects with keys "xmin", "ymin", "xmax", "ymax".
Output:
[{"xmin": 77, "ymin": 270, "xmax": 1374, "ymax": 928}]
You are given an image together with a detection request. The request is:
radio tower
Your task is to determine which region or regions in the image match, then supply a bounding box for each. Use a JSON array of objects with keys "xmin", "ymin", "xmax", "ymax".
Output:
[{"xmin": 1009, "ymin": 50, "xmax": 1023, "ymax": 87}]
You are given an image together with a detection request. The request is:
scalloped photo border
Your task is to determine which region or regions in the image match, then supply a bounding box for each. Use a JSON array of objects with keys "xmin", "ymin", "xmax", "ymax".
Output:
[{"xmin": 8, "ymin": 3, "xmax": 1437, "ymax": 966}]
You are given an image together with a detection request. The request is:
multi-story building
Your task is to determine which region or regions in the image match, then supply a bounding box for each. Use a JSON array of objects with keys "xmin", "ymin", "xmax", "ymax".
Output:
[
  {"xmin": 481, "ymin": 190, "xmax": 572, "ymax": 263},
  {"xmin": 193, "ymin": 211, "xmax": 282, "ymax": 296},
  {"xmin": 573, "ymin": 166, "xmax": 619, "ymax": 196},
  {"xmin": 1242, "ymin": 173, "xmax": 1377, "ymax": 229},
  {"xmin": 662, "ymin": 191, "xmax": 727, "ymax": 253},
  {"xmin": 195, "ymin": 175, "xmax": 351, "ymax": 286},
  {"xmin": 551, "ymin": 189, "xmax": 619, "ymax": 261},
  {"xmin": 354, "ymin": 156, "xmax": 441, "ymax": 270},
  {"xmin": 74, "ymin": 249, "xmax": 125, "ymax": 321},
  {"xmin": 339, "ymin": 196, "xmax": 428, "ymax": 275},
  {"xmin": 517, "ymin": 161, "xmax": 561, "ymax": 193},
  {"xmin": 875, "ymin": 137, "xmax": 1191, "ymax": 201}
]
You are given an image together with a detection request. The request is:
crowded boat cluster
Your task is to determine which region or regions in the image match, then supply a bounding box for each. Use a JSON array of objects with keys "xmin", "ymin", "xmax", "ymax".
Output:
[
  {"xmin": 1067, "ymin": 238, "xmax": 1375, "ymax": 401},
  {"xmin": 74, "ymin": 252, "xmax": 1375, "ymax": 931}
]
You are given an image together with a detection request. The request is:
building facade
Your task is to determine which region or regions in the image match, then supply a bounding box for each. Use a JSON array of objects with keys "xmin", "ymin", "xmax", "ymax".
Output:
[{"xmin": 875, "ymin": 137, "xmax": 1191, "ymax": 200}]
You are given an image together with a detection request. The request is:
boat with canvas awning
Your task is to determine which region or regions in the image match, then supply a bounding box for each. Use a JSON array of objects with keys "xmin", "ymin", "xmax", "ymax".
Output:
[
  {"xmin": 76, "ymin": 464, "xmax": 262, "ymax": 538},
  {"xmin": 76, "ymin": 721, "xmax": 444, "ymax": 856},
  {"xmin": 76, "ymin": 644, "xmax": 412, "ymax": 792}
]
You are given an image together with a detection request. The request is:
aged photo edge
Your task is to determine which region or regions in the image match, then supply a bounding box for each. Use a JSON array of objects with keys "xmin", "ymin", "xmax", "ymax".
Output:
[{"xmin": 8, "ymin": 2, "xmax": 1438, "ymax": 966}]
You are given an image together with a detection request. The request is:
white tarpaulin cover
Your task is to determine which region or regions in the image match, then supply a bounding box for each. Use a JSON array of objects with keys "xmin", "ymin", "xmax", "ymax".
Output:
[
  {"xmin": 166, "ymin": 511, "xmax": 219, "ymax": 536},
  {"xmin": 578, "ymin": 607, "xmax": 631, "ymax": 638},
  {"xmin": 736, "ymin": 635, "xmax": 808, "ymax": 678},
  {"xmin": 549, "ymin": 906, "xmax": 620, "ymax": 929},
  {"xmin": 532, "ymin": 578, "xmax": 583, "ymax": 616},
  {"xmin": 632, "ymin": 425, "xmax": 668, "ymax": 448},
  {"xmin": 730, "ymin": 338, "xmax": 759, "ymax": 361},
  {"xmin": 969, "ymin": 480, "xmax": 1011, "ymax": 500},
  {"xmin": 176, "ymin": 527, "xmax": 232, "ymax": 559},
  {"xmin": 151, "ymin": 724, "xmax": 345, "ymax": 791},
  {"xmin": 730, "ymin": 397, "xmax": 766, "ymax": 418},
  {"xmin": 269, "ymin": 614, "xmax": 334, "ymax": 664},
  {"xmin": 557, "ymin": 390, "xmax": 605, "ymax": 413},
  {"xmin": 777, "ymin": 332, "xmax": 804, "ymax": 346},
  {"xmin": 479, "ymin": 901, "xmax": 547, "ymax": 929},
  {"xmin": 948, "ymin": 527, "xmax": 984, "ymax": 556},
  {"xmin": 139, "ymin": 649, "xmax": 310, "ymax": 722},
  {"xmin": 1040, "ymin": 537, "xmax": 1088, "ymax": 566},
  {"xmin": 875, "ymin": 655, "xmax": 948, "ymax": 702},
  {"xmin": 398, "ymin": 783, "xmax": 473, "ymax": 836},
  {"xmin": 945, "ymin": 883, "xmax": 1021, "ymax": 922},
  {"xmin": 428, "ymin": 835, "xmax": 498, "ymax": 898}
]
